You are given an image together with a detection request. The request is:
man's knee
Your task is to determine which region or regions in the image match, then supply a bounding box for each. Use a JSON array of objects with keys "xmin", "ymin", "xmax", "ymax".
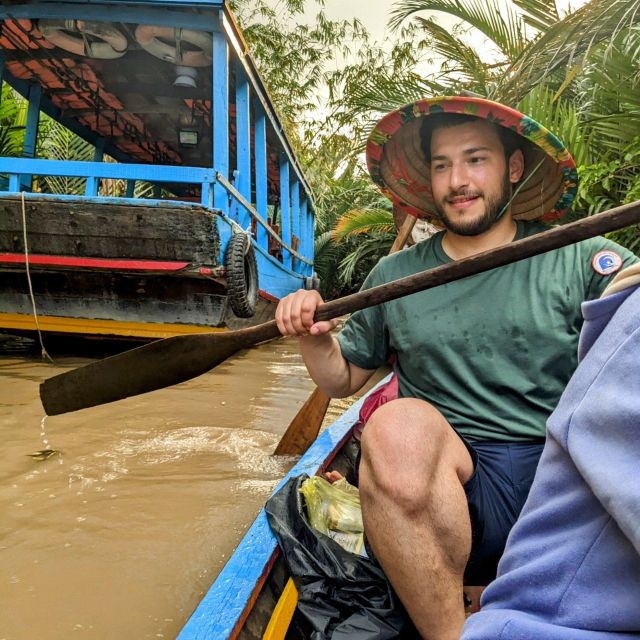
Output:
[
  {"xmin": 361, "ymin": 398, "xmax": 451, "ymax": 465},
  {"xmin": 359, "ymin": 399, "xmax": 458, "ymax": 509}
]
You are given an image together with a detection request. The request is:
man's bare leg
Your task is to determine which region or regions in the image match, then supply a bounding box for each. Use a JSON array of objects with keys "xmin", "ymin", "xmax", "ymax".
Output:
[{"xmin": 359, "ymin": 398, "xmax": 474, "ymax": 640}]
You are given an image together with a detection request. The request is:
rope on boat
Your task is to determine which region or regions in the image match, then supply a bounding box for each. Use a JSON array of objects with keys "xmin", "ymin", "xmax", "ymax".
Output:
[{"xmin": 21, "ymin": 191, "xmax": 55, "ymax": 363}]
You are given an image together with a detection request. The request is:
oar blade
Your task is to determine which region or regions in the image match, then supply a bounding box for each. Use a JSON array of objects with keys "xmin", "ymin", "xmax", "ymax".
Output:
[
  {"xmin": 40, "ymin": 333, "xmax": 240, "ymax": 416},
  {"xmin": 273, "ymin": 387, "xmax": 331, "ymax": 455}
]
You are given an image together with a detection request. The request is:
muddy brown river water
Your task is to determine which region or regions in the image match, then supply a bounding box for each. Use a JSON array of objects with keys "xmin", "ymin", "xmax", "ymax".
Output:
[{"xmin": 0, "ymin": 334, "xmax": 366, "ymax": 640}]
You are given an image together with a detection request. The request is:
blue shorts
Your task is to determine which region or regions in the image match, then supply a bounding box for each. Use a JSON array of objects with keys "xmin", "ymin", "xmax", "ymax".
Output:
[{"xmin": 462, "ymin": 440, "xmax": 544, "ymax": 585}]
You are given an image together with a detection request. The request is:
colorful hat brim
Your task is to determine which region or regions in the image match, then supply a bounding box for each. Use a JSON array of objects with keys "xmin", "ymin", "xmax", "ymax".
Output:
[{"xmin": 366, "ymin": 96, "xmax": 579, "ymax": 223}]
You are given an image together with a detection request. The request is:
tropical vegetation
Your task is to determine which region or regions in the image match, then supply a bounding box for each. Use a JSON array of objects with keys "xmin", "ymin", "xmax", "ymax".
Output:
[{"xmin": 236, "ymin": 0, "xmax": 640, "ymax": 294}]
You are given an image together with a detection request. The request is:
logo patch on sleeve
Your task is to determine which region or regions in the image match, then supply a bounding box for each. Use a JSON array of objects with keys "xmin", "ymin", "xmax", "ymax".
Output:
[{"xmin": 592, "ymin": 250, "xmax": 623, "ymax": 275}]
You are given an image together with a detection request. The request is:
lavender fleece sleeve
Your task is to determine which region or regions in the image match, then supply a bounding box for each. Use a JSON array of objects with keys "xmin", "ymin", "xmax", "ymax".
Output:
[{"xmin": 565, "ymin": 322, "xmax": 640, "ymax": 553}]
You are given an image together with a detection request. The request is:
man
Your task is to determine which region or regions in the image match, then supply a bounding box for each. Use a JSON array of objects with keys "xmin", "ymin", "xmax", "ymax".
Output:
[
  {"xmin": 462, "ymin": 263, "xmax": 640, "ymax": 640},
  {"xmin": 275, "ymin": 96, "xmax": 638, "ymax": 639}
]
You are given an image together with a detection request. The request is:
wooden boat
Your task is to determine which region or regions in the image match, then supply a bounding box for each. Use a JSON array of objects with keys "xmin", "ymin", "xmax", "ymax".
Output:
[
  {"xmin": 0, "ymin": 0, "xmax": 316, "ymax": 341},
  {"xmin": 176, "ymin": 381, "xmax": 383, "ymax": 640},
  {"xmin": 177, "ymin": 374, "xmax": 485, "ymax": 639}
]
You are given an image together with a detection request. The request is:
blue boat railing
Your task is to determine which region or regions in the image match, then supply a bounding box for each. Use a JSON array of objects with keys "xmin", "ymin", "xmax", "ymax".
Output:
[{"xmin": 0, "ymin": 157, "xmax": 313, "ymax": 274}]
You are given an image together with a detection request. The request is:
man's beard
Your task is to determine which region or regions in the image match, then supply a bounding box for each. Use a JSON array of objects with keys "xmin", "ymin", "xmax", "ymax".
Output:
[{"xmin": 434, "ymin": 172, "xmax": 512, "ymax": 236}]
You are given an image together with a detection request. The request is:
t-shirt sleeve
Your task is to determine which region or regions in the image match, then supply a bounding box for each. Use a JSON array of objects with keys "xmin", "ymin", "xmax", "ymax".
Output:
[
  {"xmin": 583, "ymin": 238, "xmax": 639, "ymax": 300},
  {"xmin": 336, "ymin": 261, "xmax": 391, "ymax": 370}
]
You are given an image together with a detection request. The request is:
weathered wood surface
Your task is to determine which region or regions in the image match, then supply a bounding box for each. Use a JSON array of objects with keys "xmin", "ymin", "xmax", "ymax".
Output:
[
  {"xmin": 1, "ymin": 270, "xmax": 228, "ymax": 326},
  {"xmin": 0, "ymin": 198, "xmax": 220, "ymax": 265}
]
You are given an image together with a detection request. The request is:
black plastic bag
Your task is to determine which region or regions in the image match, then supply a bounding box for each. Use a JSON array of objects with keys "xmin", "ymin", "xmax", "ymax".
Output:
[{"xmin": 265, "ymin": 474, "xmax": 419, "ymax": 639}]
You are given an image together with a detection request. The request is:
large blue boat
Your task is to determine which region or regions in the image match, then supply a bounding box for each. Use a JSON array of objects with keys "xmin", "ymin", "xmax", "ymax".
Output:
[{"xmin": 0, "ymin": 0, "xmax": 316, "ymax": 340}]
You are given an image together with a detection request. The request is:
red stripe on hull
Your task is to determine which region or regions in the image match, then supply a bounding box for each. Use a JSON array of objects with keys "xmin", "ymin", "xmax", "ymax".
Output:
[
  {"xmin": 0, "ymin": 253, "xmax": 190, "ymax": 271},
  {"xmin": 259, "ymin": 289, "xmax": 280, "ymax": 303}
]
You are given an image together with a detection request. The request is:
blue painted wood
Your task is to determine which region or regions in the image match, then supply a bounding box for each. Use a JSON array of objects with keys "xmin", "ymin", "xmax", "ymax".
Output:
[
  {"xmin": 0, "ymin": 158, "xmax": 215, "ymax": 184},
  {"xmin": 125, "ymin": 181, "xmax": 136, "ymax": 199},
  {"xmin": 0, "ymin": 3, "xmax": 223, "ymax": 30},
  {"xmin": 200, "ymin": 182, "xmax": 214, "ymax": 208},
  {"xmin": 301, "ymin": 198, "xmax": 312, "ymax": 277},
  {"xmin": 291, "ymin": 180, "xmax": 300, "ymax": 273},
  {"xmin": 23, "ymin": 84, "xmax": 41, "ymax": 159},
  {"xmin": 279, "ymin": 157, "xmax": 292, "ymax": 269},
  {"xmin": 212, "ymin": 25, "xmax": 229, "ymax": 217},
  {"xmin": 176, "ymin": 376, "xmax": 391, "ymax": 640},
  {"xmin": 84, "ymin": 176, "xmax": 98, "ymax": 197},
  {"xmin": 235, "ymin": 66, "xmax": 251, "ymax": 231},
  {"xmin": 8, "ymin": 174, "xmax": 19, "ymax": 192},
  {"xmin": 254, "ymin": 107, "xmax": 269, "ymax": 253},
  {"xmin": 221, "ymin": 17, "xmax": 312, "ymax": 201}
]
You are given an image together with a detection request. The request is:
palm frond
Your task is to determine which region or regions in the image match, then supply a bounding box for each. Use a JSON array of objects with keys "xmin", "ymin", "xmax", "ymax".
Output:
[
  {"xmin": 493, "ymin": 0, "xmax": 640, "ymax": 105},
  {"xmin": 390, "ymin": 0, "xmax": 528, "ymax": 59},
  {"xmin": 337, "ymin": 237, "xmax": 393, "ymax": 286},
  {"xmin": 38, "ymin": 120, "xmax": 93, "ymax": 195},
  {"xmin": 332, "ymin": 208, "xmax": 395, "ymax": 240},
  {"xmin": 517, "ymin": 84, "xmax": 593, "ymax": 166},
  {"xmin": 415, "ymin": 17, "xmax": 492, "ymax": 89},
  {"xmin": 511, "ymin": 0, "xmax": 560, "ymax": 31}
]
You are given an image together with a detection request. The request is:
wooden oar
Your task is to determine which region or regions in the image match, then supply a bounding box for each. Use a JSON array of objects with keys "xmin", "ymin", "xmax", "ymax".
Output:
[
  {"xmin": 273, "ymin": 214, "xmax": 418, "ymax": 455},
  {"xmin": 40, "ymin": 200, "xmax": 640, "ymax": 416}
]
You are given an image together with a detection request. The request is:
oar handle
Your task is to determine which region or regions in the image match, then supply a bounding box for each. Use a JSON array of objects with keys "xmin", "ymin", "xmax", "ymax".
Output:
[{"xmin": 314, "ymin": 200, "xmax": 640, "ymax": 323}]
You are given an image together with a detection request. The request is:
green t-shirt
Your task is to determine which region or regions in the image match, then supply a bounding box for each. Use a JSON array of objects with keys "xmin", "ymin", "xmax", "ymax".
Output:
[{"xmin": 337, "ymin": 221, "xmax": 638, "ymax": 442}]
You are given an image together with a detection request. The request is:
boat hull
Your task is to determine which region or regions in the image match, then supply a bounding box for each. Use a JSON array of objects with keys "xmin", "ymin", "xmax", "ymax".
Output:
[{"xmin": 0, "ymin": 195, "xmax": 303, "ymax": 340}]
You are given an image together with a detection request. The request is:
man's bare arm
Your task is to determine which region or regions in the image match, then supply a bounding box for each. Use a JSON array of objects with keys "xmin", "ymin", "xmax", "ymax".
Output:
[
  {"xmin": 276, "ymin": 290, "xmax": 376, "ymax": 397},
  {"xmin": 299, "ymin": 332, "xmax": 376, "ymax": 397}
]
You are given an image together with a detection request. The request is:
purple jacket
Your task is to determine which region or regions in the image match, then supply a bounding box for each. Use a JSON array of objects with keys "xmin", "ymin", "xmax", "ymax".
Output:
[{"xmin": 462, "ymin": 284, "xmax": 640, "ymax": 639}]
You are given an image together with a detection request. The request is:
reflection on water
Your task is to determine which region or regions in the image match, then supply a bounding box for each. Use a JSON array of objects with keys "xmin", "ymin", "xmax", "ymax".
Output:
[{"xmin": 0, "ymin": 333, "xmax": 382, "ymax": 639}]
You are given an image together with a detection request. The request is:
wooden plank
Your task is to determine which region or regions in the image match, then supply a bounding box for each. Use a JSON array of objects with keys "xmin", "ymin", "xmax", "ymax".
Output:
[
  {"xmin": 0, "ymin": 158, "xmax": 215, "ymax": 184},
  {"xmin": 291, "ymin": 180, "xmax": 300, "ymax": 273},
  {"xmin": 254, "ymin": 106, "xmax": 269, "ymax": 252},
  {"xmin": 0, "ymin": 199, "xmax": 220, "ymax": 263},
  {"xmin": 0, "ymin": 270, "xmax": 230, "ymax": 328},
  {"xmin": 235, "ymin": 66, "xmax": 251, "ymax": 230},
  {"xmin": 212, "ymin": 24, "xmax": 229, "ymax": 215},
  {"xmin": 279, "ymin": 158, "xmax": 292, "ymax": 269}
]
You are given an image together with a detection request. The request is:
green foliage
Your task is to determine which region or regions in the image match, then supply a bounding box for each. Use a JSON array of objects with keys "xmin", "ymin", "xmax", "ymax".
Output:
[
  {"xmin": 231, "ymin": 0, "xmax": 640, "ymax": 294},
  {"xmin": 37, "ymin": 118, "xmax": 94, "ymax": 195},
  {"xmin": 0, "ymin": 85, "xmax": 26, "ymax": 158}
]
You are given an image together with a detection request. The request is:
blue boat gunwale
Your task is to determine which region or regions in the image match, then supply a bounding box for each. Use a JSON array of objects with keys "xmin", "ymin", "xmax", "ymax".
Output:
[
  {"xmin": 0, "ymin": 158, "xmax": 312, "ymax": 271},
  {"xmin": 177, "ymin": 376, "xmax": 392, "ymax": 640}
]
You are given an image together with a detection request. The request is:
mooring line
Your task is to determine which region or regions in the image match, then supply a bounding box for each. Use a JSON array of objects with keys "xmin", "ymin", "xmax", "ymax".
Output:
[{"xmin": 21, "ymin": 190, "xmax": 55, "ymax": 363}]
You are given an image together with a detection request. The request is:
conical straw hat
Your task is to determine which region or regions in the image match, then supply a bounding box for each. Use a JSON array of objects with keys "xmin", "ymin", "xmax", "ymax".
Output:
[{"xmin": 366, "ymin": 96, "xmax": 579, "ymax": 222}]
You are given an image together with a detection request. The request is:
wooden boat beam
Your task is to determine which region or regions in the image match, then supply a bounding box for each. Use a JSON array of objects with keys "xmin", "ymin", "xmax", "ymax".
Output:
[{"xmin": 215, "ymin": 173, "xmax": 313, "ymax": 267}]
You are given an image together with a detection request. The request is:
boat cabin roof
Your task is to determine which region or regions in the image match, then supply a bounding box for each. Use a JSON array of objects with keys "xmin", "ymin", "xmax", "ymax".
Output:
[{"xmin": 0, "ymin": 0, "xmax": 311, "ymax": 202}]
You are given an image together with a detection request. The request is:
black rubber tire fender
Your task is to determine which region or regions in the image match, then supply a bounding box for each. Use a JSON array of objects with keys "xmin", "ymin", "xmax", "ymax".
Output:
[{"xmin": 225, "ymin": 233, "xmax": 259, "ymax": 318}]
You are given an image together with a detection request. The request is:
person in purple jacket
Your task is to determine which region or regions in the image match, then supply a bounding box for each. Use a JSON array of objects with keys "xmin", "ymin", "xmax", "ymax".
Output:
[{"xmin": 462, "ymin": 262, "xmax": 640, "ymax": 640}]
